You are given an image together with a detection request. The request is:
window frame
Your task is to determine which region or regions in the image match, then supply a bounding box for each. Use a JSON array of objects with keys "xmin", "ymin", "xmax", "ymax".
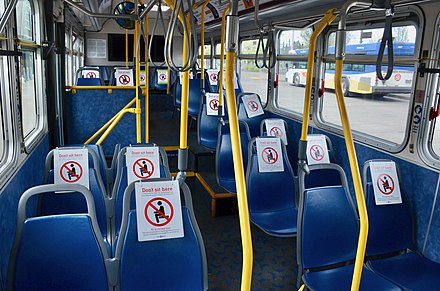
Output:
[
  {"xmin": 313, "ymin": 7, "xmax": 423, "ymax": 153},
  {"xmin": 273, "ymin": 28, "xmax": 314, "ymax": 119},
  {"xmin": 420, "ymin": 11, "xmax": 440, "ymax": 169},
  {"xmin": 16, "ymin": 0, "xmax": 46, "ymax": 152}
]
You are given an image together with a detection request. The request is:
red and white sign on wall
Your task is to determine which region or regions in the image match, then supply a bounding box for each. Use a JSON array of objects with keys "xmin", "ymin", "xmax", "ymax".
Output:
[
  {"xmin": 369, "ymin": 161, "xmax": 402, "ymax": 205},
  {"xmin": 135, "ymin": 180, "xmax": 184, "ymax": 241},
  {"xmin": 126, "ymin": 147, "xmax": 160, "ymax": 184},
  {"xmin": 256, "ymin": 137, "xmax": 284, "ymax": 173},
  {"xmin": 306, "ymin": 135, "xmax": 330, "ymax": 165},
  {"xmin": 54, "ymin": 148, "xmax": 90, "ymax": 189}
]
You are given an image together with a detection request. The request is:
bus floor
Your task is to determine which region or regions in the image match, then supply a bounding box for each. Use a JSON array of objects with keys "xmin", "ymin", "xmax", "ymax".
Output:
[
  {"xmin": 149, "ymin": 108, "xmax": 297, "ymax": 290},
  {"xmin": 187, "ymin": 168, "xmax": 297, "ymax": 290}
]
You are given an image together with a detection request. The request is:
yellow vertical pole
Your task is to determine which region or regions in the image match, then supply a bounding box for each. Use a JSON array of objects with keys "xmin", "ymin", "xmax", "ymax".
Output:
[
  {"xmin": 225, "ymin": 2, "xmax": 252, "ymax": 288},
  {"xmin": 226, "ymin": 52, "xmax": 253, "ymax": 291},
  {"xmin": 135, "ymin": 21, "xmax": 142, "ymax": 143},
  {"xmin": 218, "ymin": 5, "xmax": 230, "ymax": 106},
  {"xmin": 167, "ymin": 67, "xmax": 171, "ymax": 95},
  {"xmin": 144, "ymin": 16, "xmax": 149, "ymax": 143},
  {"xmin": 179, "ymin": 17, "xmax": 190, "ymax": 149},
  {"xmin": 335, "ymin": 59, "xmax": 368, "ymax": 291},
  {"xmin": 200, "ymin": 0, "xmax": 211, "ymax": 82},
  {"xmin": 125, "ymin": 29, "xmax": 129, "ymax": 67},
  {"xmin": 334, "ymin": 2, "xmax": 370, "ymax": 289}
]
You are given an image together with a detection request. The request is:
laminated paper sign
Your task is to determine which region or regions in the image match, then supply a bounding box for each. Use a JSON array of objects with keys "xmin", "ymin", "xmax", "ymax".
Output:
[
  {"xmin": 265, "ymin": 119, "xmax": 288, "ymax": 145},
  {"xmin": 369, "ymin": 161, "xmax": 402, "ymax": 205},
  {"xmin": 206, "ymin": 93, "xmax": 225, "ymax": 116},
  {"xmin": 256, "ymin": 137, "xmax": 284, "ymax": 173},
  {"xmin": 126, "ymin": 147, "xmax": 160, "ymax": 184},
  {"xmin": 54, "ymin": 148, "xmax": 90, "ymax": 189},
  {"xmin": 115, "ymin": 69, "xmax": 134, "ymax": 86},
  {"xmin": 135, "ymin": 180, "xmax": 184, "ymax": 241},
  {"xmin": 241, "ymin": 94, "xmax": 264, "ymax": 118},
  {"xmin": 306, "ymin": 135, "xmax": 330, "ymax": 165}
]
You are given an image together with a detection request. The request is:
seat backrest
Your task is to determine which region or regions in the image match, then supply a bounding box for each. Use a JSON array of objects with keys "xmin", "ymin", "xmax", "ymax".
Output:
[
  {"xmin": 299, "ymin": 163, "xmax": 346, "ymax": 191},
  {"xmin": 197, "ymin": 92, "xmax": 228, "ymax": 150},
  {"xmin": 112, "ymin": 144, "xmax": 171, "ymax": 239},
  {"xmin": 298, "ymin": 185, "xmax": 359, "ymax": 270},
  {"xmin": 75, "ymin": 67, "xmax": 102, "ymax": 84},
  {"xmin": 237, "ymin": 92, "xmax": 266, "ymax": 137},
  {"xmin": 115, "ymin": 179, "xmax": 207, "ymax": 291},
  {"xmin": 8, "ymin": 184, "xmax": 110, "ymax": 291},
  {"xmin": 42, "ymin": 147, "xmax": 109, "ymax": 240},
  {"xmin": 76, "ymin": 77, "xmax": 103, "ymax": 86},
  {"xmin": 362, "ymin": 159, "xmax": 414, "ymax": 257},
  {"xmin": 246, "ymin": 137, "xmax": 296, "ymax": 213},
  {"xmin": 188, "ymin": 74, "xmax": 203, "ymax": 118},
  {"xmin": 216, "ymin": 121, "xmax": 251, "ymax": 193},
  {"xmin": 153, "ymin": 66, "xmax": 170, "ymax": 91}
]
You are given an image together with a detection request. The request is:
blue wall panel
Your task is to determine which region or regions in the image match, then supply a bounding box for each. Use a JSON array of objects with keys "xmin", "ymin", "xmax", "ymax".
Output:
[
  {"xmin": 271, "ymin": 113, "xmax": 440, "ymax": 263},
  {"xmin": 64, "ymin": 89, "xmax": 144, "ymax": 156},
  {"xmin": 0, "ymin": 135, "xmax": 49, "ymax": 286}
]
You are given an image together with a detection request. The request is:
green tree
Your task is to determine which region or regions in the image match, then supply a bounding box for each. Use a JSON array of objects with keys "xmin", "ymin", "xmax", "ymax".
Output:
[{"xmin": 393, "ymin": 27, "xmax": 409, "ymax": 42}]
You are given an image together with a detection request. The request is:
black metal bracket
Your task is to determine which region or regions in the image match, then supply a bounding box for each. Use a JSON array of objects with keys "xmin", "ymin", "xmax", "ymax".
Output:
[
  {"xmin": 418, "ymin": 63, "xmax": 440, "ymax": 78},
  {"xmin": 0, "ymin": 50, "xmax": 22, "ymax": 56}
]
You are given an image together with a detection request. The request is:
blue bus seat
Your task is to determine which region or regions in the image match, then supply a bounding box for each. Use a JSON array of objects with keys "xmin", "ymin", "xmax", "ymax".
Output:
[
  {"xmin": 216, "ymin": 121, "xmax": 251, "ymax": 193},
  {"xmin": 298, "ymin": 184, "xmax": 400, "ymax": 290},
  {"xmin": 75, "ymin": 66, "xmax": 104, "ymax": 85},
  {"xmin": 246, "ymin": 137, "xmax": 297, "ymax": 236},
  {"xmin": 42, "ymin": 147, "xmax": 110, "ymax": 244},
  {"xmin": 76, "ymin": 77, "xmax": 103, "ymax": 86},
  {"xmin": 112, "ymin": 144, "xmax": 171, "ymax": 241},
  {"xmin": 197, "ymin": 93, "xmax": 228, "ymax": 150},
  {"xmin": 152, "ymin": 66, "xmax": 170, "ymax": 91},
  {"xmin": 362, "ymin": 159, "xmax": 440, "ymax": 290},
  {"xmin": 260, "ymin": 118, "xmax": 298, "ymax": 174},
  {"xmin": 8, "ymin": 184, "xmax": 112, "ymax": 291},
  {"xmin": 114, "ymin": 179, "xmax": 208, "ymax": 291},
  {"xmin": 237, "ymin": 92, "xmax": 266, "ymax": 137}
]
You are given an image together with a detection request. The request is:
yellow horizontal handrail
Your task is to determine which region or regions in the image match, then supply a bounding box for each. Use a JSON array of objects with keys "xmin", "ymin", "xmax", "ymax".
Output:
[
  {"xmin": 96, "ymin": 108, "xmax": 137, "ymax": 145},
  {"xmin": 66, "ymin": 86, "xmax": 138, "ymax": 90}
]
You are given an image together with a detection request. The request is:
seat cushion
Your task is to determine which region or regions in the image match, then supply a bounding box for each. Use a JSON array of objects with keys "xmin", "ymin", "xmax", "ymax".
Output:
[
  {"xmin": 304, "ymin": 264, "xmax": 400, "ymax": 291},
  {"xmin": 250, "ymin": 207, "xmax": 297, "ymax": 236},
  {"xmin": 368, "ymin": 252, "xmax": 440, "ymax": 290}
]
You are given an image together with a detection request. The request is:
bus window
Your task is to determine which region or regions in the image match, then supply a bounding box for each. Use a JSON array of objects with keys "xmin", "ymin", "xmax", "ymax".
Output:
[
  {"xmin": 276, "ymin": 28, "xmax": 312, "ymax": 114},
  {"xmin": 16, "ymin": 0, "xmax": 44, "ymax": 146},
  {"xmin": 319, "ymin": 24, "xmax": 417, "ymax": 148},
  {"xmin": 238, "ymin": 39, "xmax": 268, "ymax": 104},
  {"xmin": 197, "ymin": 44, "xmax": 211, "ymax": 69}
]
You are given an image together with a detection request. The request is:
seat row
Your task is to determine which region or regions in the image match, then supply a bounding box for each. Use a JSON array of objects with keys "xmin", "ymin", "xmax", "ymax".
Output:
[
  {"xmin": 41, "ymin": 143, "xmax": 171, "ymax": 249},
  {"xmin": 295, "ymin": 160, "xmax": 440, "ymax": 290},
  {"xmin": 75, "ymin": 66, "xmax": 174, "ymax": 91},
  {"xmin": 8, "ymin": 178, "xmax": 207, "ymax": 291}
]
